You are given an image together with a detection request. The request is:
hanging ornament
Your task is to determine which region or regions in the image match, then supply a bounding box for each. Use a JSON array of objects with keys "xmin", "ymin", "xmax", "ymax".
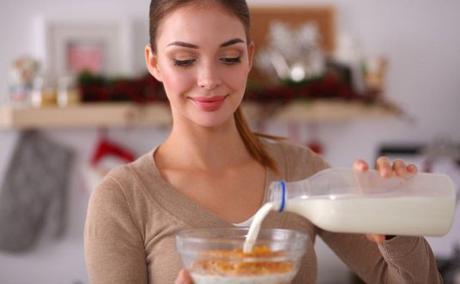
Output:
[{"xmin": 85, "ymin": 130, "xmax": 136, "ymax": 193}]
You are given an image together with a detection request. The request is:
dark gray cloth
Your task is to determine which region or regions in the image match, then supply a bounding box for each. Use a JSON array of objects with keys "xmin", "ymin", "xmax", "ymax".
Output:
[{"xmin": 0, "ymin": 131, "xmax": 74, "ymax": 252}]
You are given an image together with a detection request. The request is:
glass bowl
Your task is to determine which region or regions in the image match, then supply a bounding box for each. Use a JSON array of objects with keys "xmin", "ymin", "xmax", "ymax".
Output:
[{"xmin": 176, "ymin": 228, "xmax": 308, "ymax": 284}]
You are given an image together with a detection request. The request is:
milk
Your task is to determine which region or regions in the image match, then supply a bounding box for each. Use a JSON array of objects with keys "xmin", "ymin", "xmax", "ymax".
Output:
[
  {"xmin": 244, "ymin": 168, "xmax": 456, "ymax": 252},
  {"xmin": 191, "ymin": 271, "xmax": 296, "ymax": 284},
  {"xmin": 286, "ymin": 195, "xmax": 453, "ymax": 236},
  {"xmin": 243, "ymin": 203, "xmax": 275, "ymax": 253},
  {"xmin": 244, "ymin": 194, "xmax": 454, "ymax": 252}
]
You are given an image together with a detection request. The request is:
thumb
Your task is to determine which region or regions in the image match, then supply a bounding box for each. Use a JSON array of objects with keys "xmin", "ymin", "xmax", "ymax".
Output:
[{"xmin": 175, "ymin": 269, "xmax": 193, "ymax": 284}]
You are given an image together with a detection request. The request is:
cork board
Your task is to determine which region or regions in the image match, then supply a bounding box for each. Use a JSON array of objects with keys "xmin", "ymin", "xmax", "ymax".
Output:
[
  {"xmin": 248, "ymin": 6, "xmax": 336, "ymax": 84},
  {"xmin": 249, "ymin": 6, "xmax": 336, "ymax": 53}
]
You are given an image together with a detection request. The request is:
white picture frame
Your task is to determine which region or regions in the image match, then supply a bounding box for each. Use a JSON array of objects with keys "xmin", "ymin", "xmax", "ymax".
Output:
[{"xmin": 32, "ymin": 16, "xmax": 133, "ymax": 81}]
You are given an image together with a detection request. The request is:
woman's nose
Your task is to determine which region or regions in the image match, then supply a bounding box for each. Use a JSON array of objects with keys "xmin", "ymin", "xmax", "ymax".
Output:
[{"xmin": 197, "ymin": 62, "xmax": 222, "ymax": 90}]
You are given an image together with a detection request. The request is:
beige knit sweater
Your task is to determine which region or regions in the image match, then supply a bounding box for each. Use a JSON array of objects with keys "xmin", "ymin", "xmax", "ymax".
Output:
[{"xmin": 84, "ymin": 140, "xmax": 442, "ymax": 283}]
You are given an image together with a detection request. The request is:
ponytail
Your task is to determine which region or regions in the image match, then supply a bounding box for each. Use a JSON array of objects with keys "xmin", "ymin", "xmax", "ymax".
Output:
[{"xmin": 234, "ymin": 107, "xmax": 279, "ymax": 174}]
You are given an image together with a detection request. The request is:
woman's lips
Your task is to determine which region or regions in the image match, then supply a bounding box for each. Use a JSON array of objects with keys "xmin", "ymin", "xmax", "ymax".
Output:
[{"xmin": 190, "ymin": 96, "xmax": 227, "ymax": 112}]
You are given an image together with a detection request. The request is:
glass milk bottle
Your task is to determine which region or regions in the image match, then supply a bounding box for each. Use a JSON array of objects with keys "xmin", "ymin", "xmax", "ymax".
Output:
[{"xmin": 267, "ymin": 168, "xmax": 456, "ymax": 236}]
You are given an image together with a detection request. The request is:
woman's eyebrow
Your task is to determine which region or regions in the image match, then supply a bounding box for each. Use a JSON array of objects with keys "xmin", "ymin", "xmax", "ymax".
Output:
[
  {"xmin": 166, "ymin": 38, "xmax": 245, "ymax": 49},
  {"xmin": 167, "ymin": 41, "xmax": 198, "ymax": 49},
  {"xmin": 220, "ymin": 38, "xmax": 245, "ymax": 47}
]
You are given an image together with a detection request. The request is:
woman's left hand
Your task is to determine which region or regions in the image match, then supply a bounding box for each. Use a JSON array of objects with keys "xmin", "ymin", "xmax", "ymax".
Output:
[{"xmin": 353, "ymin": 156, "xmax": 418, "ymax": 244}]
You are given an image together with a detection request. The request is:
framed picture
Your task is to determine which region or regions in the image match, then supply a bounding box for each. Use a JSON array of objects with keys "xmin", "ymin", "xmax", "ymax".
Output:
[
  {"xmin": 33, "ymin": 17, "xmax": 133, "ymax": 80},
  {"xmin": 65, "ymin": 39, "xmax": 106, "ymax": 74}
]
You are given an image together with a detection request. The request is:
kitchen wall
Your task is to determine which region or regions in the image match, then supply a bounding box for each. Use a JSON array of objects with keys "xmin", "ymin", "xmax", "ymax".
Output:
[{"xmin": 1, "ymin": 0, "xmax": 460, "ymax": 283}]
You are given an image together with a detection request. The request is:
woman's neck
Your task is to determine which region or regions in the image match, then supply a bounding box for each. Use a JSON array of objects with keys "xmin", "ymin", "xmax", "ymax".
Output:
[{"xmin": 157, "ymin": 118, "xmax": 253, "ymax": 171}]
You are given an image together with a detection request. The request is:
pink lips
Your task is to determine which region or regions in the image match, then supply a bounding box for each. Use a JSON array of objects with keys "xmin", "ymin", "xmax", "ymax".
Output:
[{"xmin": 190, "ymin": 96, "xmax": 227, "ymax": 111}]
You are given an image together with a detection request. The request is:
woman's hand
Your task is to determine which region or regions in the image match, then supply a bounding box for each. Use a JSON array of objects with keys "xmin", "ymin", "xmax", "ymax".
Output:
[
  {"xmin": 353, "ymin": 156, "xmax": 418, "ymax": 244},
  {"xmin": 175, "ymin": 269, "xmax": 193, "ymax": 284}
]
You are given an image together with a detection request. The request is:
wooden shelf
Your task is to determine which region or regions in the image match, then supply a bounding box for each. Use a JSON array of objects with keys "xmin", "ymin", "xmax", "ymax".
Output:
[
  {"xmin": 0, "ymin": 100, "xmax": 398, "ymax": 129},
  {"xmin": 0, "ymin": 103, "xmax": 172, "ymax": 129},
  {"xmin": 271, "ymin": 100, "xmax": 398, "ymax": 123}
]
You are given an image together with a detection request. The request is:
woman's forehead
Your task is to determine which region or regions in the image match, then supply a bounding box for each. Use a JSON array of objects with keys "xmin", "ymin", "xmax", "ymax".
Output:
[{"xmin": 156, "ymin": 4, "xmax": 246, "ymax": 48}]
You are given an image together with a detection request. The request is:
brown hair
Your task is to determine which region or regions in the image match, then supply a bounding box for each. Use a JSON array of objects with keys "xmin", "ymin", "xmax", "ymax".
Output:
[{"xmin": 149, "ymin": 0, "xmax": 279, "ymax": 173}]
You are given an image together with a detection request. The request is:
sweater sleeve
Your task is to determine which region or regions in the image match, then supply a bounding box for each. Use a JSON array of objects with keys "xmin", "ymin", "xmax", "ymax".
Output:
[
  {"xmin": 319, "ymin": 225, "xmax": 443, "ymax": 283},
  {"xmin": 84, "ymin": 176, "xmax": 147, "ymax": 284}
]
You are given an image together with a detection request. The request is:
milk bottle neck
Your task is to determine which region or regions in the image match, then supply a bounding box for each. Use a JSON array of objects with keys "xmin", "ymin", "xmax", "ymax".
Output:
[{"xmin": 267, "ymin": 179, "xmax": 312, "ymax": 212}]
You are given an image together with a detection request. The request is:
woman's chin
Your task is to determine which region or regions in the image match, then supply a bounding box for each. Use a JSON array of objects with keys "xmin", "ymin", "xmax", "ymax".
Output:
[{"xmin": 190, "ymin": 114, "xmax": 234, "ymax": 129}]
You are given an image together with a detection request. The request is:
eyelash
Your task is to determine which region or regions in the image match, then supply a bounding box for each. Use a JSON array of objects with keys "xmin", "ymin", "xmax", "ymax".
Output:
[
  {"xmin": 221, "ymin": 57, "xmax": 241, "ymax": 65},
  {"xmin": 173, "ymin": 57, "xmax": 241, "ymax": 67},
  {"xmin": 174, "ymin": 59, "xmax": 195, "ymax": 67}
]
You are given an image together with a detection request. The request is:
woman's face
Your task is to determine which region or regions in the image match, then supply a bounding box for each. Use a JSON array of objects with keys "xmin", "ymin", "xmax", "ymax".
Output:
[{"xmin": 146, "ymin": 4, "xmax": 254, "ymax": 128}]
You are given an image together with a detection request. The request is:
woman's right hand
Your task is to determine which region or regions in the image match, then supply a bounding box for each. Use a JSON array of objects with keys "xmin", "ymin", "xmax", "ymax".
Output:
[{"xmin": 175, "ymin": 269, "xmax": 193, "ymax": 284}]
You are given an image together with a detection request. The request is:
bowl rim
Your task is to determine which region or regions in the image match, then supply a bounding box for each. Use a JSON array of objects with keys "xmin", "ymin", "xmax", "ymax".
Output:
[{"xmin": 176, "ymin": 227, "xmax": 309, "ymax": 255}]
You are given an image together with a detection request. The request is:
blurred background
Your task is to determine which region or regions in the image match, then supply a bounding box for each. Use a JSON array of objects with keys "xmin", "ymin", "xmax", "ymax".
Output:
[{"xmin": 0, "ymin": 0, "xmax": 459, "ymax": 283}]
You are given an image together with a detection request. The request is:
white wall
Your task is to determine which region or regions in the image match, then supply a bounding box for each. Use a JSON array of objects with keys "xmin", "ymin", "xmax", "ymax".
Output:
[{"xmin": 1, "ymin": 0, "xmax": 460, "ymax": 283}]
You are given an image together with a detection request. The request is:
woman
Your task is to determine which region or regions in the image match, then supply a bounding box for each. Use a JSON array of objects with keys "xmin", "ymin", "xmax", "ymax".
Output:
[{"xmin": 84, "ymin": 0, "xmax": 442, "ymax": 283}]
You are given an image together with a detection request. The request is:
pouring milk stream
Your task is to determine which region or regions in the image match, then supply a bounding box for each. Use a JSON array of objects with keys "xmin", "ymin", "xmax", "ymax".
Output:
[{"xmin": 244, "ymin": 168, "xmax": 456, "ymax": 253}]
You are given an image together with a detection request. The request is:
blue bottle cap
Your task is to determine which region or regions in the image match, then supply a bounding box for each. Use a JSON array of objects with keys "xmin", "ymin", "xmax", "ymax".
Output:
[{"xmin": 279, "ymin": 180, "xmax": 286, "ymax": 212}]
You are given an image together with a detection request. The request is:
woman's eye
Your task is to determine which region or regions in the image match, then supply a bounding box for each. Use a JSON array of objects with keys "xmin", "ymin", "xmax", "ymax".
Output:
[
  {"xmin": 220, "ymin": 57, "xmax": 241, "ymax": 65},
  {"xmin": 174, "ymin": 59, "xmax": 195, "ymax": 67}
]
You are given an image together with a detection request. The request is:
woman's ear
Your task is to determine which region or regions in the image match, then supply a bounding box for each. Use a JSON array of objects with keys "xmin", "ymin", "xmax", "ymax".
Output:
[
  {"xmin": 247, "ymin": 41, "xmax": 256, "ymax": 71},
  {"xmin": 145, "ymin": 44, "xmax": 163, "ymax": 82}
]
